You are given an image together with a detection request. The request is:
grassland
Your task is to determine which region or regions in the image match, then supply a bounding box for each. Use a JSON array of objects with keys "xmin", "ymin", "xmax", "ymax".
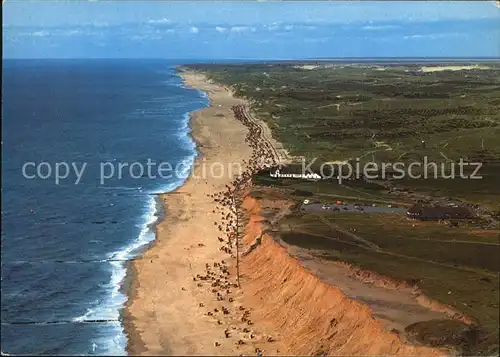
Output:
[
  {"xmin": 187, "ymin": 62, "xmax": 500, "ymax": 210},
  {"xmin": 186, "ymin": 62, "xmax": 500, "ymax": 354},
  {"xmin": 190, "ymin": 63, "xmax": 500, "ymax": 161},
  {"xmin": 254, "ymin": 190, "xmax": 500, "ymax": 356}
]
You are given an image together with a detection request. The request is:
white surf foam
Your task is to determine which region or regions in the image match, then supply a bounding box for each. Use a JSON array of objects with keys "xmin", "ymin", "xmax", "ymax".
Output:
[
  {"xmin": 74, "ymin": 72, "xmax": 208, "ymax": 355},
  {"xmin": 197, "ymin": 88, "xmax": 209, "ymax": 101},
  {"xmin": 176, "ymin": 112, "xmax": 198, "ymax": 150},
  {"xmin": 71, "ymin": 193, "xmax": 159, "ymax": 355},
  {"xmin": 73, "ymin": 167, "xmax": 194, "ymax": 354}
]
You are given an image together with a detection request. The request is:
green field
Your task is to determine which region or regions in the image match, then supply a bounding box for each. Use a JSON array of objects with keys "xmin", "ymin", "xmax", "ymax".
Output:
[
  {"xmin": 270, "ymin": 204, "xmax": 500, "ymax": 355},
  {"xmin": 187, "ymin": 62, "xmax": 500, "ymax": 354},
  {"xmin": 187, "ymin": 62, "xmax": 500, "ymax": 210}
]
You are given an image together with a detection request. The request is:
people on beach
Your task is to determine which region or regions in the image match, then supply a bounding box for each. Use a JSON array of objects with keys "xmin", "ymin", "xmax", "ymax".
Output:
[{"xmin": 196, "ymin": 104, "xmax": 279, "ymax": 354}]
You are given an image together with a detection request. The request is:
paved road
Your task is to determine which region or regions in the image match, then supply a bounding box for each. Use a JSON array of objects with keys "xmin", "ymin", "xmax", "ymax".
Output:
[{"xmin": 301, "ymin": 203, "xmax": 407, "ymax": 214}]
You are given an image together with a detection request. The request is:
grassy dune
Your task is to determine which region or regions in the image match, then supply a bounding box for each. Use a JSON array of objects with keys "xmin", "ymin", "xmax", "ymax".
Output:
[
  {"xmin": 189, "ymin": 63, "xmax": 500, "ymax": 209},
  {"xmin": 188, "ymin": 63, "xmax": 500, "ymax": 354}
]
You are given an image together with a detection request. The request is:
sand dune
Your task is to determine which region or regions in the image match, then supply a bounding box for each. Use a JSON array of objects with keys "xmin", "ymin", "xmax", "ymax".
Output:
[{"xmin": 420, "ymin": 65, "xmax": 490, "ymax": 72}]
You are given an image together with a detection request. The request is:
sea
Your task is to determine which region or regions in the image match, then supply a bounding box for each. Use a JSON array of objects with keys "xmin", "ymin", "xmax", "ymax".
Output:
[
  {"xmin": 1, "ymin": 59, "xmax": 209, "ymax": 355},
  {"xmin": 3, "ymin": 57, "xmax": 497, "ymax": 356}
]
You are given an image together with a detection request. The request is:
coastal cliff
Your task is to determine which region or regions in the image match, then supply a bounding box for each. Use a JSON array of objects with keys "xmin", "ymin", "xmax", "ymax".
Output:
[
  {"xmin": 126, "ymin": 70, "xmax": 473, "ymax": 356},
  {"xmin": 239, "ymin": 195, "xmax": 448, "ymax": 356}
]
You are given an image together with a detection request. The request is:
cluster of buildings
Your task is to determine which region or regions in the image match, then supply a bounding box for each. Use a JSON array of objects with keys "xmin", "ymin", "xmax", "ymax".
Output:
[{"xmin": 267, "ymin": 166, "xmax": 475, "ymax": 222}]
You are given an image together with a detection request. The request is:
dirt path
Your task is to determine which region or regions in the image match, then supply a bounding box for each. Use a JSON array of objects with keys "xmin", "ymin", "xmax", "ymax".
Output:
[
  {"xmin": 241, "ymin": 106, "xmax": 294, "ymax": 164},
  {"xmin": 289, "ymin": 213, "xmax": 498, "ymax": 278},
  {"xmin": 239, "ymin": 196, "xmax": 456, "ymax": 356},
  {"xmin": 314, "ymin": 214, "xmax": 381, "ymax": 250}
]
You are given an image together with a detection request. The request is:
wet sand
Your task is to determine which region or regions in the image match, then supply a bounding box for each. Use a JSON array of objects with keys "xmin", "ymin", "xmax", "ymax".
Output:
[
  {"xmin": 125, "ymin": 70, "xmax": 275, "ymax": 355},
  {"xmin": 124, "ymin": 69, "xmax": 460, "ymax": 357}
]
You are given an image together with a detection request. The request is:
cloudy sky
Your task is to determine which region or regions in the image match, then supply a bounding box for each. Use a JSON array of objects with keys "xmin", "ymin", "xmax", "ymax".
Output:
[{"xmin": 3, "ymin": 1, "xmax": 500, "ymax": 59}]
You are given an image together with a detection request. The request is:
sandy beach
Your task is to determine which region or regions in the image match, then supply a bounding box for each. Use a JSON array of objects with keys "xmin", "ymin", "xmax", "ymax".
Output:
[
  {"xmin": 124, "ymin": 69, "xmax": 458, "ymax": 357},
  {"xmin": 125, "ymin": 70, "xmax": 280, "ymax": 355}
]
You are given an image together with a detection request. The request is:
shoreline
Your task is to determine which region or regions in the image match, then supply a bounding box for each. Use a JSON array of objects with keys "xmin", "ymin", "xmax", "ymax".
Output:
[
  {"xmin": 121, "ymin": 194, "xmax": 166, "ymax": 355},
  {"xmin": 124, "ymin": 68, "xmax": 262, "ymax": 355},
  {"xmin": 122, "ymin": 70, "xmax": 208, "ymax": 355},
  {"xmin": 122, "ymin": 70, "xmax": 209, "ymax": 354},
  {"xmin": 122, "ymin": 80, "xmax": 205, "ymax": 355},
  {"xmin": 122, "ymin": 67, "xmax": 462, "ymax": 356}
]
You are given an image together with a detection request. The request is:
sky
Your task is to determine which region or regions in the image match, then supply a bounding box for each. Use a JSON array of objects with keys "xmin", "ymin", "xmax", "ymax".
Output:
[{"xmin": 3, "ymin": 1, "xmax": 500, "ymax": 59}]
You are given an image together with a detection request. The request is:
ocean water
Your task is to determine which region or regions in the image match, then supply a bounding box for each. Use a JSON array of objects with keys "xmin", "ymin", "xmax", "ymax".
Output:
[{"xmin": 1, "ymin": 59, "xmax": 208, "ymax": 355}]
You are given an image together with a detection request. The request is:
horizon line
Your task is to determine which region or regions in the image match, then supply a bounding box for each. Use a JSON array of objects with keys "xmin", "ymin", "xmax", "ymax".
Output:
[{"xmin": 4, "ymin": 56, "xmax": 500, "ymax": 60}]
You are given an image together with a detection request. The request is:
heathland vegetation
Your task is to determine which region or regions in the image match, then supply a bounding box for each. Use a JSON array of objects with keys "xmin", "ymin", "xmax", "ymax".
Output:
[
  {"xmin": 186, "ymin": 63, "xmax": 500, "ymax": 355},
  {"xmin": 190, "ymin": 62, "xmax": 500, "ymax": 209}
]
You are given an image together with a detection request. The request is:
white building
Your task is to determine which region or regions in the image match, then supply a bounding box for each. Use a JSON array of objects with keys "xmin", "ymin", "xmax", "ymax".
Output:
[{"xmin": 270, "ymin": 169, "xmax": 322, "ymax": 180}]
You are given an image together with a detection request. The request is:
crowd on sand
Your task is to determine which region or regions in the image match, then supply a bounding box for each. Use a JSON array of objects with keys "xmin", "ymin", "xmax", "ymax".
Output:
[{"xmin": 195, "ymin": 104, "xmax": 279, "ymax": 355}]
